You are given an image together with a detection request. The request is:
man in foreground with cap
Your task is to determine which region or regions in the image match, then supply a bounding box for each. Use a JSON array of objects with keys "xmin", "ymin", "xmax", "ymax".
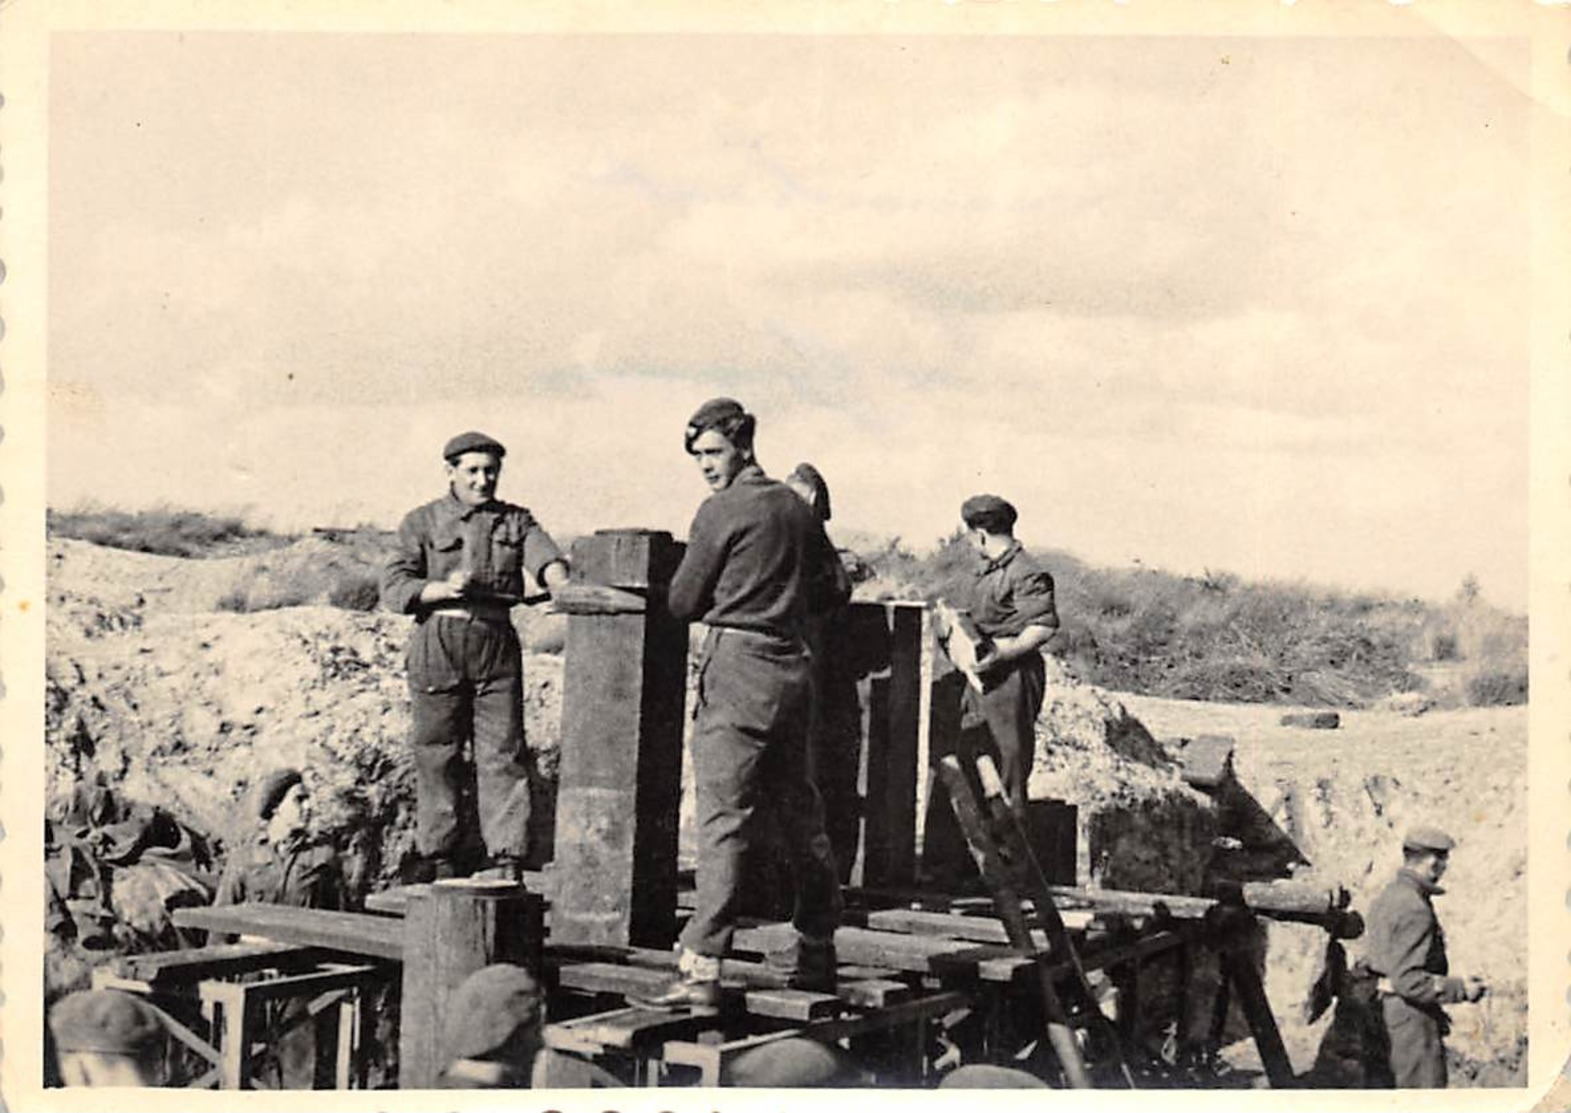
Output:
[
  {"xmin": 49, "ymin": 989, "xmax": 167, "ymax": 1086},
  {"xmin": 636, "ymin": 399, "xmax": 847, "ymax": 1009},
  {"xmin": 1364, "ymin": 825, "xmax": 1488, "ymax": 1088},
  {"xmin": 382, "ymin": 431, "xmax": 570, "ymax": 882},
  {"xmin": 952, "ymin": 494, "xmax": 1060, "ymax": 812}
]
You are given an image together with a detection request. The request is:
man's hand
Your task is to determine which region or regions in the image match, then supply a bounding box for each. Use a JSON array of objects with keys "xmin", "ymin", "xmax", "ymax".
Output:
[
  {"xmin": 1464, "ymin": 976, "xmax": 1489, "ymax": 1002},
  {"xmin": 444, "ymin": 570, "xmax": 474, "ymax": 597}
]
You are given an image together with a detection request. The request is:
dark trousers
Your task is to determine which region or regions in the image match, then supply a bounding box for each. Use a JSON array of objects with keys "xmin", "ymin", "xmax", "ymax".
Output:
[
  {"xmin": 960, "ymin": 652, "xmax": 1046, "ymax": 811},
  {"xmin": 407, "ymin": 615, "xmax": 531, "ymax": 860},
  {"xmin": 681, "ymin": 627, "xmax": 842, "ymax": 957},
  {"xmin": 1383, "ymin": 996, "xmax": 1448, "ymax": 1088}
]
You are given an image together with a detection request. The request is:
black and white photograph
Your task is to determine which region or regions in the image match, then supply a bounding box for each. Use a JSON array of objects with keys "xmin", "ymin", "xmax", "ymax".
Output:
[{"xmin": 3, "ymin": 2, "xmax": 1567, "ymax": 1108}]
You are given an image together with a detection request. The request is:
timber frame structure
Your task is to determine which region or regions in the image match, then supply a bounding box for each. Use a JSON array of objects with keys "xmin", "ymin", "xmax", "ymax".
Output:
[{"xmin": 108, "ymin": 529, "xmax": 1360, "ymax": 1089}]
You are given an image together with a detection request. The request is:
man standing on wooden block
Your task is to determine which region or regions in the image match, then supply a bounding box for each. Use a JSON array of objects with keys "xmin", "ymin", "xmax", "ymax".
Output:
[
  {"xmin": 382, "ymin": 431, "xmax": 570, "ymax": 882},
  {"xmin": 955, "ymin": 494, "xmax": 1060, "ymax": 812},
  {"xmin": 638, "ymin": 398, "xmax": 847, "ymax": 1009},
  {"xmin": 1366, "ymin": 826, "xmax": 1489, "ymax": 1088}
]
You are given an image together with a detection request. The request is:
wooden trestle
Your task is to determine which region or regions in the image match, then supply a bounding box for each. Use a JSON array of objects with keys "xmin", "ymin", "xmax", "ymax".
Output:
[{"xmin": 135, "ymin": 529, "xmax": 1344, "ymax": 1088}]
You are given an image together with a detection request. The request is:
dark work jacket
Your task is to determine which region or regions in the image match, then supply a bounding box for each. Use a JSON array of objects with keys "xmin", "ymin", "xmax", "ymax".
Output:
[
  {"xmin": 1365, "ymin": 869, "xmax": 1466, "ymax": 1008},
  {"xmin": 966, "ymin": 542, "xmax": 1059, "ymax": 640},
  {"xmin": 214, "ymin": 833, "xmax": 345, "ymax": 911},
  {"xmin": 382, "ymin": 491, "xmax": 564, "ymax": 616},
  {"xmin": 669, "ymin": 466, "xmax": 849, "ymax": 640}
]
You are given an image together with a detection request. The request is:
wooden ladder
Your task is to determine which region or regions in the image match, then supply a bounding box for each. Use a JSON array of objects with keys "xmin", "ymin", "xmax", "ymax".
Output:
[{"xmin": 936, "ymin": 753, "xmax": 1136, "ymax": 1089}]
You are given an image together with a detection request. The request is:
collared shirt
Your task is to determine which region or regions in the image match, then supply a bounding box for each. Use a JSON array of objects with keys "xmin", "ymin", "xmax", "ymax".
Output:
[
  {"xmin": 668, "ymin": 465, "xmax": 850, "ymax": 640},
  {"xmin": 967, "ymin": 541, "xmax": 1059, "ymax": 639},
  {"xmin": 214, "ymin": 833, "xmax": 344, "ymax": 910},
  {"xmin": 1365, "ymin": 868, "xmax": 1458, "ymax": 1007},
  {"xmin": 382, "ymin": 491, "xmax": 565, "ymax": 616}
]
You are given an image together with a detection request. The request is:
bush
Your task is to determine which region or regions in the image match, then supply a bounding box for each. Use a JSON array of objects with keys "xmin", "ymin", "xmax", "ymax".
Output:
[
  {"xmin": 1465, "ymin": 668, "xmax": 1528, "ymax": 707},
  {"xmin": 212, "ymin": 583, "xmax": 313, "ymax": 613},
  {"xmin": 327, "ymin": 571, "xmax": 381, "ymax": 612},
  {"xmin": 48, "ymin": 505, "xmax": 288, "ymax": 558}
]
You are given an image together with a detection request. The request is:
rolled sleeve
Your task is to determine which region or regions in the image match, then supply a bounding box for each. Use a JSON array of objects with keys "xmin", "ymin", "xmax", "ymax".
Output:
[
  {"xmin": 1011, "ymin": 569, "xmax": 1059, "ymax": 630},
  {"xmin": 519, "ymin": 518, "xmax": 566, "ymax": 582}
]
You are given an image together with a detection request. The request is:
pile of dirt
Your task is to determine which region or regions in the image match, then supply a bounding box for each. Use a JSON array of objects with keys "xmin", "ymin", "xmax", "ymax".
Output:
[
  {"xmin": 46, "ymin": 539, "xmax": 565, "ymax": 884},
  {"xmin": 1025, "ymin": 656, "xmax": 1219, "ymax": 895},
  {"xmin": 1128, "ymin": 696, "xmax": 1528, "ymax": 1086}
]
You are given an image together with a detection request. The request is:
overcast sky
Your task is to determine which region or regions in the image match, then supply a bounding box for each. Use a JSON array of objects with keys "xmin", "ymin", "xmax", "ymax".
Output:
[{"xmin": 46, "ymin": 32, "xmax": 1530, "ymax": 607}]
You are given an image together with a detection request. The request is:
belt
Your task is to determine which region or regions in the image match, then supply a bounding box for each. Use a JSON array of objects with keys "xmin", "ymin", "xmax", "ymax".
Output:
[
  {"xmin": 707, "ymin": 624, "xmax": 805, "ymax": 652},
  {"xmin": 427, "ymin": 604, "xmax": 513, "ymax": 624}
]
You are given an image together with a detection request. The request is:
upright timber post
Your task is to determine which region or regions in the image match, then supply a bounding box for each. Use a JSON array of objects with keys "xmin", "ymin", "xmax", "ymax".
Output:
[
  {"xmin": 854, "ymin": 601, "xmax": 924, "ymax": 889},
  {"xmin": 552, "ymin": 529, "xmax": 688, "ymax": 949},
  {"xmin": 399, "ymin": 882, "xmax": 544, "ymax": 1088}
]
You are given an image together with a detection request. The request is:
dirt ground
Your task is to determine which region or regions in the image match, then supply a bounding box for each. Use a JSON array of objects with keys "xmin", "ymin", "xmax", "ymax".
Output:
[
  {"xmin": 42, "ymin": 536, "xmax": 1528, "ymax": 1088},
  {"xmin": 1125, "ymin": 693, "xmax": 1529, "ymax": 1086}
]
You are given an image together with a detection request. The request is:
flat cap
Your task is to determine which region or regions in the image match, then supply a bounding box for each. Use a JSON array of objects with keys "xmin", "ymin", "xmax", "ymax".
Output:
[
  {"xmin": 684, "ymin": 397, "xmax": 755, "ymax": 453},
  {"xmin": 960, "ymin": 494, "xmax": 1018, "ymax": 532},
  {"xmin": 443, "ymin": 431, "xmax": 507, "ymax": 462},
  {"xmin": 1402, "ymin": 825, "xmax": 1456, "ymax": 853},
  {"xmin": 254, "ymin": 768, "xmax": 303, "ymax": 820},
  {"xmin": 49, "ymin": 990, "xmax": 163, "ymax": 1055},
  {"xmin": 444, "ymin": 964, "xmax": 543, "ymax": 1061}
]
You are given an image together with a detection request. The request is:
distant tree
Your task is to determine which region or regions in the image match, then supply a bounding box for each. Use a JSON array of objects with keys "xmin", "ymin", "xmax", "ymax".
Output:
[{"xmin": 1457, "ymin": 574, "xmax": 1482, "ymax": 606}]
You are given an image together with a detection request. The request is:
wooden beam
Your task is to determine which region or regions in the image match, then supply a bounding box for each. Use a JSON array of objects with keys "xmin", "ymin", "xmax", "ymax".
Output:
[
  {"xmin": 109, "ymin": 941, "xmax": 316, "ymax": 985},
  {"xmin": 553, "ymin": 529, "xmax": 687, "ymax": 949},
  {"xmin": 397, "ymin": 882, "xmax": 544, "ymax": 1089},
  {"xmin": 856, "ymin": 602, "xmax": 925, "ymax": 888},
  {"xmin": 173, "ymin": 904, "xmax": 404, "ymax": 960},
  {"xmin": 1223, "ymin": 949, "xmax": 1297, "ymax": 1088}
]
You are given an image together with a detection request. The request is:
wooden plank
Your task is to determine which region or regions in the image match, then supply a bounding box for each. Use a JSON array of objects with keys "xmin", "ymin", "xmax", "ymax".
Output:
[
  {"xmin": 731, "ymin": 924, "xmax": 1032, "ymax": 982},
  {"xmin": 558, "ymin": 962, "xmax": 673, "ymax": 998},
  {"xmin": 866, "ymin": 907, "xmax": 1094, "ymax": 946},
  {"xmin": 838, "ymin": 979, "xmax": 912, "ymax": 1009},
  {"xmin": 553, "ymin": 530, "xmax": 687, "ymax": 950},
  {"xmin": 742, "ymin": 988, "xmax": 841, "ymax": 1022},
  {"xmin": 172, "ymin": 904, "xmax": 404, "ymax": 961},
  {"xmin": 365, "ymin": 872, "xmax": 557, "ymax": 916},
  {"xmin": 544, "ymin": 1006, "xmax": 719, "ymax": 1053},
  {"xmin": 551, "ymin": 582, "xmax": 649, "ymax": 615},
  {"xmin": 859, "ymin": 602, "xmax": 923, "ymax": 888},
  {"xmin": 111, "ymin": 941, "xmax": 314, "ymax": 984}
]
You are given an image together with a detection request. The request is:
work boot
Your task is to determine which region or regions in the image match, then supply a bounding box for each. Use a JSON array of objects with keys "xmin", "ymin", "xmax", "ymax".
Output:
[
  {"xmin": 766, "ymin": 932, "xmax": 837, "ymax": 993},
  {"xmin": 630, "ymin": 949, "xmax": 722, "ymax": 1011},
  {"xmin": 473, "ymin": 854, "xmax": 523, "ymax": 883}
]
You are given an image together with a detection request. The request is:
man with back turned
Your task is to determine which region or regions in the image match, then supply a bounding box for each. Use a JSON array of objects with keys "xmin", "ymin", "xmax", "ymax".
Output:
[{"xmin": 636, "ymin": 398, "xmax": 846, "ymax": 1008}]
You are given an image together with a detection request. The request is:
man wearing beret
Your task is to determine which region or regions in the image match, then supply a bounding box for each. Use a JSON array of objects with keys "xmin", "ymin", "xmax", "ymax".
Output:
[
  {"xmin": 382, "ymin": 432, "xmax": 570, "ymax": 882},
  {"xmin": 1365, "ymin": 825, "xmax": 1488, "ymax": 1087},
  {"xmin": 637, "ymin": 399, "xmax": 847, "ymax": 1009},
  {"xmin": 49, "ymin": 989, "xmax": 166, "ymax": 1086},
  {"xmin": 213, "ymin": 768, "xmax": 345, "ymax": 1087},
  {"xmin": 955, "ymin": 494, "xmax": 1060, "ymax": 812},
  {"xmin": 215, "ymin": 768, "xmax": 344, "ymax": 909}
]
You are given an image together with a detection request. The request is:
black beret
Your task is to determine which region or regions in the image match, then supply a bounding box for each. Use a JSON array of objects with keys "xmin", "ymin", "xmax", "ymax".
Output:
[
  {"xmin": 684, "ymin": 398, "xmax": 755, "ymax": 453},
  {"xmin": 49, "ymin": 991, "xmax": 163, "ymax": 1055},
  {"xmin": 254, "ymin": 768, "xmax": 303, "ymax": 820},
  {"xmin": 444, "ymin": 964, "xmax": 543, "ymax": 1061},
  {"xmin": 960, "ymin": 494, "xmax": 1018, "ymax": 532},
  {"xmin": 443, "ymin": 431, "xmax": 507, "ymax": 462}
]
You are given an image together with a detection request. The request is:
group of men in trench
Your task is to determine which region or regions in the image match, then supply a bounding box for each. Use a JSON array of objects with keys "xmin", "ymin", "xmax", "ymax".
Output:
[{"xmin": 50, "ymin": 397, "xmax": 1489, "ymax": 1090}]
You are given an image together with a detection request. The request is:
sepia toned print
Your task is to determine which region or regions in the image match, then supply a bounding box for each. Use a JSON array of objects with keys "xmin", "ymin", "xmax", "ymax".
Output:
[{"xmin": 3, "ymin": 4, "xmax": 1567, "ymax": 1111}]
